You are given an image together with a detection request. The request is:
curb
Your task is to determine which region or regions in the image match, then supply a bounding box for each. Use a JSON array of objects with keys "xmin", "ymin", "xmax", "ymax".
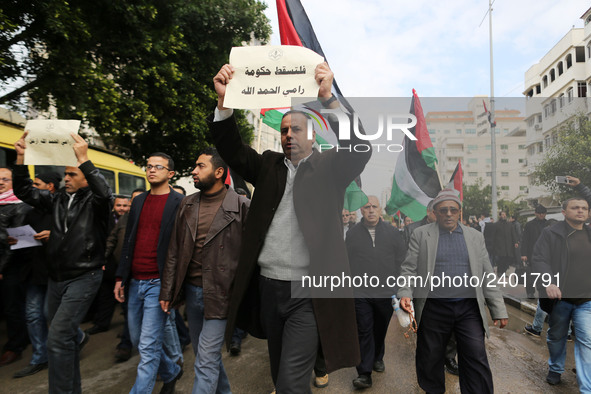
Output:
[{"xmin": 503, "ymin": 294, "xmax": 538, "ymax": 317}]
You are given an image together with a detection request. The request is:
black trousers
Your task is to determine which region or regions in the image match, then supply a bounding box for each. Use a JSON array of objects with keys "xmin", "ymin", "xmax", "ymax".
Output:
[
  {"xmin": 416, "ymin": 298, "xmax": 493, "ymax": 394},
  {"xmin": 259, "ymin": 276, "xmax": 318, "ymax": 394},
  {"xmin": 354, "ymin": 298, "xmax": 393, "ymax": 375},
  {"xmin": 91, "ymin": 275, "xmax": 116, "ymax": 329},
  {"xmin": 0, "ymin": 270, "xmax": 28, "ymax": 353}
]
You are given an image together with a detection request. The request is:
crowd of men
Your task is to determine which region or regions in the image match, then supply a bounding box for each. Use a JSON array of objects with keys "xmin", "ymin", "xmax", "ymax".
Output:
[{"xmin": 0, "ymin": 62, "xmax": 590, "ymax": 394}]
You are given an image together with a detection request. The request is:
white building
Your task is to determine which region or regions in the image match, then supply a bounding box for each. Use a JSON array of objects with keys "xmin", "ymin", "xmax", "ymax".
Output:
[
  {"xmin": 425, "ymin": 97, "xmax": 527, "ymax": 201},
  {"xmin": 522, "ymin": 8, "xmax": 591, "ymax": 206}
]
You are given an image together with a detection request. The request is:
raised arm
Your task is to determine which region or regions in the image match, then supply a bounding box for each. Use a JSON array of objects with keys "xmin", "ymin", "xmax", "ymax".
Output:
[{"xmin": 13, "ymin": 132, "xmax": 53, "ymax": 210}]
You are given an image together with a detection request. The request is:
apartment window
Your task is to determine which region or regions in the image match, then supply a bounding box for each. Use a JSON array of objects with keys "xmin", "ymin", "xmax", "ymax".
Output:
[
  {"xmin": 543, "ymin": 75, "xmax": 548, "ymax": 88},
  {"xmin": 527, "ymin": 118, "xmax": 534, "ymax": 127},
  {"xmin": 550, "ymin": 99, "xmax": 557, "ymax": 114},
  {"xmin": 485, "ymin": 145, "xmax": 491, "ymax": 150},
  {"xmin": 544, "ymin": 104, "xmax": 550, "ymax": 118},
  {"xmin": 567, "ymin": 87, "xmax": 574, "ymax": 102},
  {"xmin": 536, "ymin": 84, "xmax": 541, "ymax": 94},
  {"xmin": 558, "ymin": 61, "xmax": 564, "ymax": 75},
  {"xmin": 566, "ymin": 54, "xmax": 573, "ymax": 68},
  {"xmin": 429, "ymin": 129, "xmax": 436, "ymax": 134},
  {"xmin": 486, "ymin": 158, "xmax": 492, "ymax": 164},
  {"xmin": 468, "ymin": 158, "xmax": 478, "ymax": 164},
  {"xmin": 500, "ymin": 185, "xmax": 509, "ymax": 190},
  {"xmin": 465, "ymin": 128, "xmax": 476, "ymax": 134},
  {"xmin": 501, "ymin": 172, "xmax": 509, "ymax": 177},
  {"xmin": 576, "ymin": 46, "xmax": 585, "ymax": 62},
  {"xmin": 552, "ymin": 133, "xmax": 558, "ymax": 145},
  {"xmin": 578, "ymin": 81, "xmax": 587, "ymax": 98},
  {"xmin": 467, "ymin": 144, "xmax": 478, "ymax": 151},
  {"xmin": 519, "ymin": 172, "xmax": 527, "ymax": 177},
  {"xmin": 430, "ymin": 137, "xmax": 436, "ymax": 143},
  {"xmin": 500, "ymin": 144, "xmax": 508, "ymax": 150},
  {"xmin": 468, "ymin": 172, "xmax": 477, "ymax": 177},
  {"xmin": 537, "ymin": 115, "xmax": 542, "ymax": 123},
  {"xmin": 486, "ymin": 172, "xmax": 492, "ymax": 177},
  {"xmin": 501, "ymin": 158, "xmax": 509, "ymax": 164},
  {"xmin": 588, "ymin": 42, "xmax": 591, "ymax": 58},
  {"xmin": 520, "ymin": 186, "xmax": 528, "ymax": 191},
  {"xmin": 538, "ymin": 142, "xmax": 544, "ymax": 153},
  {"xmin": 519, "ymin": 159, "xmax": 525, "ymax": 164},
  {"xmin": 444, "ymin": 129, "xmax": 450, "ymax": 134},
  {"xmin": 550, "ymin": 69, "xmax": 555, "ymax": 82},
  {"xmin": 545, "ymin": 135, "xmax": 550, "ymax": 148},
  {"xmin": 559, "ymin": 93, "xmax": 565, "ymax": 108},
  {"xmin": 456, "ymin": 129, "xmax": 462, "ymax": 134},
  {"xmin": 518, "ymin": 145, "xmax": 526, "ymax": 150}
]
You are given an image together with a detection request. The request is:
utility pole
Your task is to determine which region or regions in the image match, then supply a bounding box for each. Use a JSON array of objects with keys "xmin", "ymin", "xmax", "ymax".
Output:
[{"xmin": 489, "ymin": 0, "xmax": 498, "ymax": 220}]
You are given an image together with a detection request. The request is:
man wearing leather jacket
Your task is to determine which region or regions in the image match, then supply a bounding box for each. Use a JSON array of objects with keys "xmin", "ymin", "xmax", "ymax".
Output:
[{"xmin": 13, "ymin": 132, "xmax": 113, "ymax": 394}]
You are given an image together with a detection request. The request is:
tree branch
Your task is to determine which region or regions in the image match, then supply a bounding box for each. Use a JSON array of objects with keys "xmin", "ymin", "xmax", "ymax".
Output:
[{"xmin": 0, "ymin": 79, "xmax": 39, "ymax": 104}]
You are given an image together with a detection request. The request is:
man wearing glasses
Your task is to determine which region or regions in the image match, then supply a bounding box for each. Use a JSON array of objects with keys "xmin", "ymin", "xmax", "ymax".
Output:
[
  {"xmin": 398, "ymin": 188, "xmax": 508, "ymax": 394},
  {"xmin": 114, "ymin": 153, "xmax": 184, "ymax": 394}
]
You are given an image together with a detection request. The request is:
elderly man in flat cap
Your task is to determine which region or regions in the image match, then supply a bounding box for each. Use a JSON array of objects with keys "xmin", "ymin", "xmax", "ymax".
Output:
[{"xmin": 398, "ymin": 189, "xmax": 508, "ymax": 394}]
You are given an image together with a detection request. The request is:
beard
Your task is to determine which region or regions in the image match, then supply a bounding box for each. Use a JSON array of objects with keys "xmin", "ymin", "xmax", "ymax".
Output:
[{"xmin": 194, "ymin": 173, "xmax": 216, "ymax": 192}]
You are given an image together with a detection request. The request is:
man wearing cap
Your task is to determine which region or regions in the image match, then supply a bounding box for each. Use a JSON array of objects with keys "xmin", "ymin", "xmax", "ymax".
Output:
[{"xmin": 398, "ymin": 189, "xmax": 508, "ymax": 394}]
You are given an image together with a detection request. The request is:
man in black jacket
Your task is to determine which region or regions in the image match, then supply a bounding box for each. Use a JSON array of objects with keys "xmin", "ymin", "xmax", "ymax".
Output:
[
  {"xmin": 346, "ymin": 196, "xmax": 406, "ymax": 388},
  {"xmin": 532, "ymin": 179, "xmax": 591, "ymax": 389},
  {"xmin": 0, "ymin": 167, "xmax": 31, "ymax": 367},
  {"xmin": 12, "ymin": 171, "xmax": 60, "ymax": 378},
  {"xmin": 13, "ymin": 132, "xmax": 113, "ymax": 393}
]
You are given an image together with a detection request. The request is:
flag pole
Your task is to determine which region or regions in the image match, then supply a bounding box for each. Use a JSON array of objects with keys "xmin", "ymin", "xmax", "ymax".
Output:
[
  {"xmin": 489, "ymin": 0, "xmax": 498, "ymax": 220},
  {"xmin": 256, "ymin": 113, "xmax": 263, "ymax": 153}
]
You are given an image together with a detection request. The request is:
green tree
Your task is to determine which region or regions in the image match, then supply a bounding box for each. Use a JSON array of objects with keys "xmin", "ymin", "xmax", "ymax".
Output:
[
  {"xmin": 0, "ymin": 0, "xmax": 270, "ymax": 175},
  {"xmin": 462, "ymin": 178, "xmax": 492, "ymax": 219},
  {"xmin": 532, "ymin": 114, "xmax": 591, "ymax": 199}
]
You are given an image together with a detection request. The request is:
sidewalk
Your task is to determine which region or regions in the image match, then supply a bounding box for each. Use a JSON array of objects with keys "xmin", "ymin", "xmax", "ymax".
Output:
[{"xmin": 499, "ymin": 267, "xmax": 538, "ymax": 317}]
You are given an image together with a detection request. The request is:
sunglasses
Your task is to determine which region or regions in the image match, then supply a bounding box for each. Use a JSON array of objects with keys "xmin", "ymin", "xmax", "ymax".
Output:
[{"xmin": 437, "ymin": 207, "xmax": 460, "ymax": 215}]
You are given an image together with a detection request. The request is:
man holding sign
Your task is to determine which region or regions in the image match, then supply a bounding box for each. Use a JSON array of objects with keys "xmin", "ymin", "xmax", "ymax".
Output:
[
  {"xmin": 13, "ymin": 132, "xmax": 113, "ymax": 394},
  {"xmin": 211, "ymin": 60, "xmax": 370, "ymax": 393}
]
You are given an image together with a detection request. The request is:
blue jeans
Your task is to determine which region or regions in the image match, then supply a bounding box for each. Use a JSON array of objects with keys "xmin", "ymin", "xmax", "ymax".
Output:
[
  {"xmin": 25, "ymin": 284, "xmax": 48, "ymax": 365},
  {"xmin": 532, "ymin": 301, "xmax": 547, "ymax": 332},
  {"xmin": 533, "ymin": 300, "xmax": 571, "ymax": 335},
  {"xmin": 46, "ymin": 269, "xmax": 102, "ymax": 394},
  {"xmin": 185, "ymin": 284, "xmax": 231, "ymax": 394},
  {"xmin": 547, "ymin": 300, "xmax": 591, "ymax": 392},
  {"xmin": 128, "ymin": 279, "xmax": 181, "ymax": 393},
  {"xmin": 163, "ymin": 310, "xmax": 183, "ymax": 364}
]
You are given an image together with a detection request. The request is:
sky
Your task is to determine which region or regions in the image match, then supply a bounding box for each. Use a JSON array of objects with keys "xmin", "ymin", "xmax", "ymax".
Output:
[
  {"xmin": 261, "ymin": 0, "xmax": 589, "ymax": 205},
  {"xmin": 263, "ymin": 0, "xmax": 588, "ymax": 98}
]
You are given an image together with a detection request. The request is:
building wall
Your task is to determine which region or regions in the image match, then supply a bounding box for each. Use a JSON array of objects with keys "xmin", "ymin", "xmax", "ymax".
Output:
[{"xmin": 425, "ymin": 97, "xmax": 527, "ymax": 201}]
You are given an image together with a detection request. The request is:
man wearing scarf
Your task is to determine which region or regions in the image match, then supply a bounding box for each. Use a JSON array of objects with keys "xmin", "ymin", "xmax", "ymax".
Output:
[{"xmin": 0, "ymin": 167, "xmax": 32, "ymax": 366}]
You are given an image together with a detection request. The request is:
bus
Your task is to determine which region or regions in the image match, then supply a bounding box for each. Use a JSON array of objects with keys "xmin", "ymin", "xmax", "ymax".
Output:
[{"xmin": 0, "ymin": 120, "xmax": 147, "ymax": 196}]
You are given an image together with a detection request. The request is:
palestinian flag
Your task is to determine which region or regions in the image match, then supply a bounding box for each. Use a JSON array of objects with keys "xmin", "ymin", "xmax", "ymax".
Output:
[
  {"xmin": 273, "ymin": 0, "xmax": 367, "ymax": 211},
  {"xmin": 386, "ymin": 89, "xmax": 441, "ymax": 221},
  {"xmin": 446, "ymin": 161, "xmax": 463, "ymax": 201}
]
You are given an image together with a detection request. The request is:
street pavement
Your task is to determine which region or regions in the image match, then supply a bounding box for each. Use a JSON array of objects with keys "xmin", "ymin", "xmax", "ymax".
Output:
[{"xmin": 0, "ymin": 293, "xmax": 579, "ymax": 393}]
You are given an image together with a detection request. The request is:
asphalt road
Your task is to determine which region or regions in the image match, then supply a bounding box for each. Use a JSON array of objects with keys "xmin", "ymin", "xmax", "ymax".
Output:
[{"xmin": 0, "ymin": 301, "xmax": 579, "ymax": 393}]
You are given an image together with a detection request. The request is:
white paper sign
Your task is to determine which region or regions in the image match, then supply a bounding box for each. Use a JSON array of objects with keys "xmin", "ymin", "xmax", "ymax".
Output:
[
  {"xmin": 7, "ymin": 225, "xmax": 42, "ymax": 250},
  {"xmin": 24, "ymin": 120, "xmax": 81, "ymax": 166},
  {"xmin": 223, "ymin": 45, "xmax": 324, "ymax": 109}
]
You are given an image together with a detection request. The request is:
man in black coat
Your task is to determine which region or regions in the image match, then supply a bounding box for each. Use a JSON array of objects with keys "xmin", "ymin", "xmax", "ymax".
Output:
[
  {"xmin": 346, "ymin": 196, "xmax": 406, "ymax": 388},
  {"xmin": 521, "ymin": 205, "xmax": 549, "ymax": 299},
  {"xmin": 211, "ymin": 62, "xmax": 370, "ymax": 393}
]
